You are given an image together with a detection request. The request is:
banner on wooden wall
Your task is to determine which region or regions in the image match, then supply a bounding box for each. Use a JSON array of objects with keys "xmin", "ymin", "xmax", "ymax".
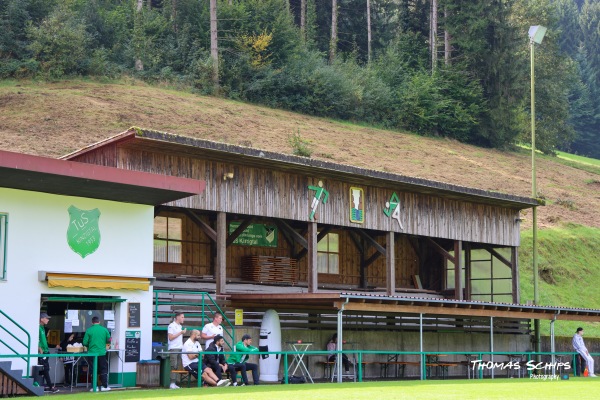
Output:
[{"xmin": 229, "ymin": 222, "xmax": 278, "ymax": 247}]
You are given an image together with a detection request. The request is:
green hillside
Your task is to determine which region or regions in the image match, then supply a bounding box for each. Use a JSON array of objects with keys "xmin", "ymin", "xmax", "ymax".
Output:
[{"xmin": 519, "ymin": 225, "xmax": 600, "ymax": 337}]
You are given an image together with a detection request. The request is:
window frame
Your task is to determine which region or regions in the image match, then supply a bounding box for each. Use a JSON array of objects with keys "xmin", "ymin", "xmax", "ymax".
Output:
[
  {"xmin": 0, "ymin": 213, "xmax": 7, "ymax": 281},
  {"xmin": 317, "ymin": 232, "xmax": 339, "ymax": 275},
  {"xmin": 153, "ymin": 216, "xmax": 183, "ymax": 264}
]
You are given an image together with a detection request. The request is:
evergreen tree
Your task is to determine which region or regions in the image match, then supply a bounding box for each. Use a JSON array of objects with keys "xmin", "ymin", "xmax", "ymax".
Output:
[
  {"xmin": 441, "ymin": 0, "xmax": 524, "ymax": 148},
  {"xmin": 572, "ymin": 0, "xmax": 600, "ymax": 157},
  {"xmin": 555, "ymin": 0, "xmax": 582, "ymax": 56}
]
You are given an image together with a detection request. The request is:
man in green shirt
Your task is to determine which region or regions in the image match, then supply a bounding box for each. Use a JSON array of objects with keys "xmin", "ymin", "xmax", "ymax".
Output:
[
  {"xmin": 228, "ymin": 334, "xmax": 260, "ymax": 385},
  {"xmin": 83, "ymin": 316, "xmax": 111, "ymax": 392},
  {"xmin": 38, "ymin": 313, "xmax": 59, "ymax": 393}
]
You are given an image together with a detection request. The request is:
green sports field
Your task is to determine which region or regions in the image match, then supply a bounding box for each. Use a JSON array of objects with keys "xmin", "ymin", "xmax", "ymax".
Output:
[{"xmin": 45, "ymin": 378, "xmax": 599, "ymax": 400}]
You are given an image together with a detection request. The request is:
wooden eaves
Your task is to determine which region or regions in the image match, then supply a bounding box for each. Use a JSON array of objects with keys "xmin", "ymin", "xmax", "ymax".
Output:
[{"xmin": 227, "ymin": 292, "xmax": 600, "ymax": 323}]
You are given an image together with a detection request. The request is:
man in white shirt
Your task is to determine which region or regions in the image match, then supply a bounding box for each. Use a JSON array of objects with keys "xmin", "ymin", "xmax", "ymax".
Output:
[
  {"xmin": 573, "ymin": 327, "xmax": 596, "ymax": 377},
  {"xmin": 201, "ymin": 312, "xmax": 224, "ymax": 349},
  {"xmin": 182, "ymin": 329, "xmax": 230, "ymax": 387},
  {"xmin": 168, "ymin": 312, "xmax": 186, "ymax": 389}
]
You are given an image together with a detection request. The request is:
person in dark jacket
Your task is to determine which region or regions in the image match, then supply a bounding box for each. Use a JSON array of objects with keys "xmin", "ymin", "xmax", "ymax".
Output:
[
  {"xmin": 59, "ymin": 333, "xmax": 76, "ymax": 386},
  {"xmin": 203, "ymin": 335, "xmax": 230, "ymax": 381}
]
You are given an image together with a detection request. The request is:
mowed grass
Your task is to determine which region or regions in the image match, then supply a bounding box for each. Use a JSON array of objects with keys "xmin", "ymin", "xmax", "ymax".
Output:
[
  {"xmin": 43, "ymin": 379, "xmax": 599, "ymax": 400},
  {"xmin": 556, "ymin": 150, "xmax": 600, "ymax": 167},
  {"xmin": 519, "ymin": 224, "xmax": 600, "ymax": 337}
]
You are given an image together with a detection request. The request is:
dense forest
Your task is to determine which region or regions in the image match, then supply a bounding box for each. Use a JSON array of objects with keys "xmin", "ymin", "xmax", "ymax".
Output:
[{"xmin": 1, "ymin": 0, "xmax": 599, "ymax": 158}]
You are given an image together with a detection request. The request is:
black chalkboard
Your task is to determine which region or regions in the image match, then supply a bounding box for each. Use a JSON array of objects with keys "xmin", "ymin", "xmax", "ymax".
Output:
[
  {"xmin": 128, "ymin": 303, "xmax": 140, "ymax": 328},
  {"xmin": 125, "ymin": 331, "xmax": 141, "ymax": 363}
]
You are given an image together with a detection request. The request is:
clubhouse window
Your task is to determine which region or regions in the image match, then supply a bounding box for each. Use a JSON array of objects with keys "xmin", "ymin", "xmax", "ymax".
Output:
[
  {"xmin": 153, "ymin": 216, "xmax": 182, "ymax": 263},
  {"xmin": 317, "ymin": 232, "xmax": 339, "ymax": 274}
]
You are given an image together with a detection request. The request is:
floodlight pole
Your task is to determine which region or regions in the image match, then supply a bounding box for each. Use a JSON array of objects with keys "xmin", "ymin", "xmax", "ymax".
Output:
[{"xmin": 530, "ymin": 28, "xmax": 542, "ymax": 356}]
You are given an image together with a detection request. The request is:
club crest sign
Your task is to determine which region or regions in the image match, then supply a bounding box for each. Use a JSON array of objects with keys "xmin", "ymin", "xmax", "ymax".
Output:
[{"xmin": 67, "ymin": 206, "xmax": 101, "ymax": 258}]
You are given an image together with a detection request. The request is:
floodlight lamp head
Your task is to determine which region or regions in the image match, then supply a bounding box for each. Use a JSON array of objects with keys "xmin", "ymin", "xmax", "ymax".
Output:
[{"xmin": 529, "ymin": 25, "xmax": 547, "ymax": 45}]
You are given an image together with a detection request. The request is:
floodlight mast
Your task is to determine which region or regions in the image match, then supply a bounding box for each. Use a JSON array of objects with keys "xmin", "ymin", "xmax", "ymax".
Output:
[{"xmin": 529, "ymin": 24, "xmax": 546, "ymax": 356}]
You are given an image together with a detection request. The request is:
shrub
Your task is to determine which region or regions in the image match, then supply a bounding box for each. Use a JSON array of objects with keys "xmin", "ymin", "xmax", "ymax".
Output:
[
  {"xmin": 26, "ymin": 4, "xmax": 90, "ymax": 79},
  {"xmin": 288, "ymin": 130, "xmax": 312, "ymax": 157}
]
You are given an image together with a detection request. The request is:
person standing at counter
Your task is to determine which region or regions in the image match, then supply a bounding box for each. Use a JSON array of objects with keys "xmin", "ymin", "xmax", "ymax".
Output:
[
  {"xmin": 168, "ymin": 312, "xmax": 186, "ymax": 389},
  {"xmin": 83, "ymin": 316, "xmax": 111, "ymax": 391},
  {"xmin": 38, "ymin": 313, "xmax": 59, "ymax": 393},
  {"xmin": 59, "ymin": 333, "xmax": 76, "ymax": 387}
]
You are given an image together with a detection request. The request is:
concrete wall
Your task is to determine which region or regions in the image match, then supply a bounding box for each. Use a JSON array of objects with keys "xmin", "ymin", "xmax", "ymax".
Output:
[{"xmin": 0, "ymin": 187, "xmax": 155, "ymax": 380}]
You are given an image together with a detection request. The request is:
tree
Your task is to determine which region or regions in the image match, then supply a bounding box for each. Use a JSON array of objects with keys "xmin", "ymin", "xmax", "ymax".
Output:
[
  {"xmin": 210, "ymin": 0, "xmax": 219, "ymax": 89},
  {"xmin": 571, "ymin": 0, "xmax": 600, "ymax": 157},
  {"xmin": 134, "ymin": 0, "xmax": 144, "ymax": 71},
  {"xmin": 329, "ymin": 0, "xmax": 337, "ymax": 63},
  {"xmin": 367, "ymin": 0, "xmax": 371, "ymax": 63},
  {"xmin": 430, "ymin": 0, "xmax": 438, "ymax": 70},
  {"xmin": 27, "ymin": 4, "xmax": 90, "ymax": 78}
]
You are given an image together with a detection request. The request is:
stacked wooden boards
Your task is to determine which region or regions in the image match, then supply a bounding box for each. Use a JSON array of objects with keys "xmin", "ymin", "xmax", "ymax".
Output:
[{"xmin": 242, "ymin": 256, "xmax": 298, "ymax": 284}]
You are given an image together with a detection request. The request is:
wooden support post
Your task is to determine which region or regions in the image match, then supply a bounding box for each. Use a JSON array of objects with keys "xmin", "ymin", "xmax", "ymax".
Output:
[
  {"xmin": 216, "ymin": 212, "xmax": 227, "ymax": 295},
  {"xmin": 512, "ymin": 246, "xmax": 520, "ymax": 304},
  {"xmin": 464, "ymin": 242, "xmax": 471, "ymax": 300},
  {"xmin": 307, "ymin": 222, "xmax": 318, "ymax": 293},
  {"xmin": 454, "ymin": 240, "xmax": 463, "ymax": 300},
  {"xmin": 386, "ymin": 231, "xmax": 395, "ymax": 296}
]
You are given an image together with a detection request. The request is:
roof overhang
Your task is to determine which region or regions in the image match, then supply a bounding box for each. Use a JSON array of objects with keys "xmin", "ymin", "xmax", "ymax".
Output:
[
  {"xmin": 0, "ymin": 149, "xmax": 205, "ymax": 205},
  {"xmin": 39, "ymin": 271, "xmax": 155, "ymax": 291},
  {"xmin": 62, "ymin": 128, "xmax": 541, "ymax": 210},
  {"xmin": 227, "ymin": 292, "xmax": 600, "ymax": 322}
]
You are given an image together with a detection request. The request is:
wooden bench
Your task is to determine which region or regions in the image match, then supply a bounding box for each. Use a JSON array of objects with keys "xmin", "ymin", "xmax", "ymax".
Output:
[
  {"xmin": 317, "ymin": 360, "xmax": 385, "ymax": 380},
  {"xmin": 172, "ymin": 369, "xmax": 195, "ymax": 388},
  {"xmin": 425, "ymin": 363, "xmax": 459, "ymax": 379},
  {"xmin": 377, "ymin": 361, "xmax": 420, "ymax": 378}
]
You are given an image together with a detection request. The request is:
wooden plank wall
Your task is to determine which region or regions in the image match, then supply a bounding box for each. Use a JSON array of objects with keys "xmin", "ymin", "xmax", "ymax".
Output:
[
  {"xmin": 115, "ymin": 148, "xmax": 520, "ymax": 246},
  {"xmin": 155, "ymin": 212, "xmax": 419, "ymax": 288}
]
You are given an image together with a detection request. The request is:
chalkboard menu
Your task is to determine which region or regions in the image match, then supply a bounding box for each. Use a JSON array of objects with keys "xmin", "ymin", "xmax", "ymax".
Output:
[
  {"xmin": 125, "ymin": 331, "xmax": 141, "ymax": 363},
  {"xmin": 128, "ymin": 302, "xmax": 140, "ymax": 328}
]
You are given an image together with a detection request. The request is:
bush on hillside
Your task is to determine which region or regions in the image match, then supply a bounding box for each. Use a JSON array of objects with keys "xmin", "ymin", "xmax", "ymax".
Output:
[
  {"xmin": 26, "ymin": 5, "xmax": 90, "ymax": 79},
  {"xmin": 245, "ymin": 51, "xmax": 355, "ymax": 119}
]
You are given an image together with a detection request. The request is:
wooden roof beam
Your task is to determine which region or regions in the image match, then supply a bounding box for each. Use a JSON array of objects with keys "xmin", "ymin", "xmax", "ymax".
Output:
[
  {"xmin": 426, "ymin": 238, "xmax": 456, "ymax": 263},
  {"xmin": 355, "ymin": 229, "xmax": 386, "ymax": 255},
  {"xmin": 184, "ymin": 209, "xmax": 216, "ymax": 242},
  {"xmin": 274, "ymin": 219, "xmax": 308, "ymax": 249},
  {"xmin": 226, "ymin": 217, "xmax": 254, "ymax": 246}
]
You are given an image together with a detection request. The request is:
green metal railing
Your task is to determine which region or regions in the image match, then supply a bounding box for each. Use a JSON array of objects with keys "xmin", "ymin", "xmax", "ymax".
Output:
[
  {"xmin": 2, "ymin": 349, "xmax": 591, "ymax": 388},
  {"xmin": 153, "ymin": 290, "xmax": 235, "ymax": 348},
  {"xmin": 0, "ymin": 353, "xmax": 100, "ymax": 391},
  {"xmin": 0, "ymin": 309, "xmax": 31, "ymax": 376},
  {"xmin": 154, "ymin": 349, "xmax": 594, "ymax": 385}
]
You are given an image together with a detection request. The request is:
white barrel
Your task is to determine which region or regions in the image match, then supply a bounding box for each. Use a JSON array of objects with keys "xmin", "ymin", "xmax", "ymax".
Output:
[{"xmin": 258, "ymin": 309, "xmax": 281, "ymax": 382}]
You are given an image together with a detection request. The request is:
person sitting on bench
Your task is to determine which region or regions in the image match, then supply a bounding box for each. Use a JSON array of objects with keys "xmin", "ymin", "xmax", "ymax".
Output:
[
  {"xmin": 573, "ymin": 327, "xmax": 597, "ymax": 377},
  {"xmin": 204, "ymin": 335, "xmax": 231, "ymax": 383},
  {"xmin": 182, "ymin": 330, "xmax": 230, "ymax": 387},
  {"xmin": 327, "ymin": 333, "xmax": 350, "ymax": 372},
  {"xmin": 227, "ymin": 334, "xmax": 260, "ymax": 385}
]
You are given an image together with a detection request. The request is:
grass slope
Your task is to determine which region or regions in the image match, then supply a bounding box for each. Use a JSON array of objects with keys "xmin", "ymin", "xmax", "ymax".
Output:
[
  {"xmin": 519, "ymin": 225, "xmax": 600, "ymax": 337},
  {"xmin": 46, "ymin": 379, "xmax": 600, "ymax": 400},
  {"xmin": 1, "ymin": 79, "xmax": 599, "ymax": 230}
]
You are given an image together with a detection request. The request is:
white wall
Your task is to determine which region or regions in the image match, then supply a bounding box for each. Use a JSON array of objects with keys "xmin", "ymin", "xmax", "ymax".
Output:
[{"xmin": 0, "ymin": 188, "xmax": 155, "ymax": 376}]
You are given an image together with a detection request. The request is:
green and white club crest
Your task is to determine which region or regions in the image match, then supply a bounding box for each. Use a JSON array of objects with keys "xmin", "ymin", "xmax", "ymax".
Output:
[{"xmin": 67, "ymin": 206, "xmax": 101, "ymax": 258}]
